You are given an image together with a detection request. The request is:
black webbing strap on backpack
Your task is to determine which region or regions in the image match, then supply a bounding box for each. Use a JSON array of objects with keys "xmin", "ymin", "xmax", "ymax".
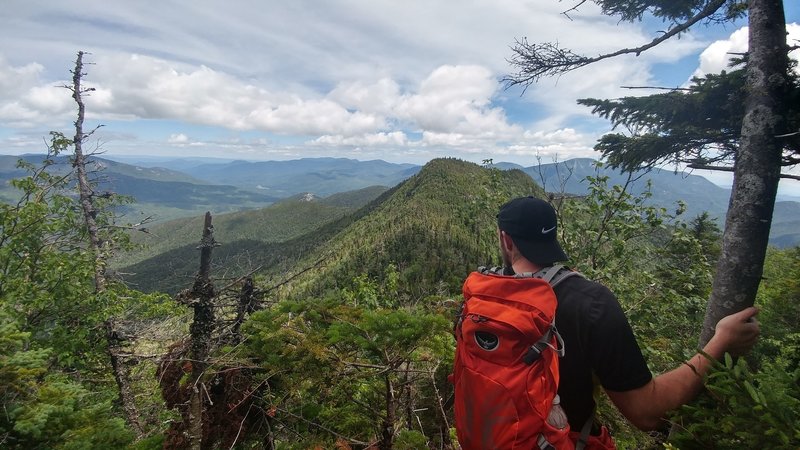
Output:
[
  {"xmin": 517, "ymin": 265, "xmax": 579, "ymax": 364},
  {"xmin": 575, "ymin": 416, "xmax": 594, "ymax": 450},
  {"xmin": 519, "ymin": 265, "xmax": 596, "ymax": 450},
  {"xmin": 523, "ymin": 325, "xmax": 562, "ymax": 365}
]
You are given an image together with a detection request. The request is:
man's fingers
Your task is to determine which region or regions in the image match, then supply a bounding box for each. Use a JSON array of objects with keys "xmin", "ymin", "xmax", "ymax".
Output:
[{"xmin": 734, "ymin": 306, "xmax": 760, "ymax": 323}]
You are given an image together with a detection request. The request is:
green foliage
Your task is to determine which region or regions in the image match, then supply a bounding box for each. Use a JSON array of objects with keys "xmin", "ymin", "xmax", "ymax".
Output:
[
  {"xmin": 662, "ymin": 246, "xmax": 800, "ymax": 448},
  {"xmin": 245, "ymin": 266, "xmax": 454, "ymax": 447},
  {"xmin": 592, "ymin": 0, "xmax": 746, "ymax": 23},
  {"xmin": 11, "ymin": 377, "xmax": 134, "ymax": 450},
  {"xmin": 670, "ymin": 355, "xmax": 800, "ymax": 449},
  {"xmin": 0, "ymin": 310, "xmax": 134, "ymax": 449},
  {"xmin": 757, "ymin": 246, "xmax": 800, "ymax": 351},
  {"xmin": 1, "ymin": 154, "xmax": 100, "ymax": 367},
  {"xmin": 579, "ymin": 64, "xmax": 799, "ymax": 172},
  {"xmin": 1, "ymin": 148, "xmax": 175, "ymax": 445},
  {"xmin": 1, "ymin": 153, "xmax": 172, "ymax": 367},
  {"xmin": 557, "ymin": 164, "xmax": 674, "ymax": 284},
  {"xmin": 394, "ymin": 430, "xmax": 429, "ymax": 449},
  {"xmin": 554, "ymin": 166, "xmax": 716, "ymax": 369}
]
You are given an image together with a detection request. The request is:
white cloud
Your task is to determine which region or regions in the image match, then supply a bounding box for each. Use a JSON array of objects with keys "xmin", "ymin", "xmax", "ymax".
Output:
[
  {"xmin": 692, "ymin": 27, "xmax": 750, "ymax": 78},
  {"xmin": 311, "ymin": 131, "xmax": 408, "ymax": 147},
  {"xmin": 0, "ymin": 56, "xmax": 44, "ymax": 98},
  {"xmin": 692, "ymin": 23, "xmax": 800, "ymax": 79},
  {"xmin": 167, "ymin": 133, "xmax": 189, "ymax": 144},
  {"xmin": 94, "ymin": 58, "xmax": 519, "ymax": 141},
  {"xmin": 0, "ymin": 56, "xmax": 72, "ymax": 127},
  {"xmin": 328, "ymin": 78, "xmax": 401, "ymax": 115},
  {"xmin": 506, "ymin": 128, "xmax": 596, "ymax": 160},
  {"xmin": 397, "ymin": 65, "xmax": 519, "ymax": 136},
  {"xmin": 2, "ymin": 2, "xmax": 796, "ymax": 165}
]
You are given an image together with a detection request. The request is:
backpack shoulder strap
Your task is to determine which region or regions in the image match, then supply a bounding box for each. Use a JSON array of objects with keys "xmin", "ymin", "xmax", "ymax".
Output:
[
  {"xmin": 516, "ymin": 264, "xmax": 584, "ymax": 288},
  {"xmin": 477, "ymin": 265, "xmax": 512, "ymax": 276}
]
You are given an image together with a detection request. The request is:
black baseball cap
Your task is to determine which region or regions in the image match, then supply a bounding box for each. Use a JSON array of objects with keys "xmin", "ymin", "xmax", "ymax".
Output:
[{"xmin": 497, "ymin": 196, "xmax": 568, "ymax": 265}]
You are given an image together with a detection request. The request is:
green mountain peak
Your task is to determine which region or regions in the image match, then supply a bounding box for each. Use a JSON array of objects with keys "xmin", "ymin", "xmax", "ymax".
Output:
[{"xmin": 278, "ymin": 158, "xmax": 545, "ymax": 299}]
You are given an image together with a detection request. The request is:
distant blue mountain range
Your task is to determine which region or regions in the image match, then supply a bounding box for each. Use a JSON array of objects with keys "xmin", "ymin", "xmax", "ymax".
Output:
[{"xmin": 2, "ymin": 154, "xmax": 797, "ymax": 247}]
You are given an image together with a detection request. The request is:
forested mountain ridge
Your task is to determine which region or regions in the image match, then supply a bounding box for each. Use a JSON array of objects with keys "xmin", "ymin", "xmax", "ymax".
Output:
[
  {"xmin": 119, "ymin": 186, "xmax": 388, "ymax": 293},
  {"xmin": 156, "ymin": 156, "xmax": 421, "ymax": 197},
  {"xmin": 0, "ymin": 154, "xmax": 278, "ymax": 221},
  {"xmin": 6, "ymin": 153, "xmax": 797, "ymax": 246},
  {"xmin": 112, "ymin": 154, "xmax": 800, "ymax": 247},
  {"xmin": 0, "ymin": 154, "xmax": 203, "ymax": 184},
  {"xmin": 121, "ymin": 155, "xmax": 800, "ymax": 294},
  {"xmin": 266, "ymin": 158, "xmax": 543, "ymax": 300},
  {"xmin": 121, "ymin": 159, "xmax": 537, "ymax": 295}
]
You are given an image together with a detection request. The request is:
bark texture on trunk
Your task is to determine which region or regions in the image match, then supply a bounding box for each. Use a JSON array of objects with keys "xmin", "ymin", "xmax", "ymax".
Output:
[
  {"xmin": 70, "ymin": 51, "xmax": 106, "ymax": 292},
  {"xmin": 700, "ymin": 0, "xmax": 789, "ymax": 346},
  {"xmin": 380, "ymin": 375, "xmax": 396, "ymax": 450},
  {"xmin": 188, "ymin": 212, "xmax": 217, "ymax": 450},
  {"xmin": 231, "ymin": 277, "xmax": 256, "ymax": 345},
  {"xmin": 105, "ymin": 319, "xmax": 145, "ymax": 438}
]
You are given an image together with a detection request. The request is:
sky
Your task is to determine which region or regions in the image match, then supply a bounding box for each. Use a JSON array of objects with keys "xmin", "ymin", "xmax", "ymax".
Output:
[{"xmin": 1, "ymin": 1, "xmax": 799, "ymax": 194}]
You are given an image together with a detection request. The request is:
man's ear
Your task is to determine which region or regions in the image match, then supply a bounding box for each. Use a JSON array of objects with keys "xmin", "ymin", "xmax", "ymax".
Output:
[{"xmin": 499, "ymin": 230, "xmax": 514, "ymax": 252}]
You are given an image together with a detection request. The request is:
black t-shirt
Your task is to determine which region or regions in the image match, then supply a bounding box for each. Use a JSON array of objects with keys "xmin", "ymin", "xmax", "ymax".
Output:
[{"xmin": 553, "ymin": 274, "xmax": 653, "ymax": 430}]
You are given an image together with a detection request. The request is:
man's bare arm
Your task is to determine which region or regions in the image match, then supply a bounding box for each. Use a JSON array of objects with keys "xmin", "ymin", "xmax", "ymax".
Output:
[{"xmin": 606, "ymin": 307, "xmax": 760, "ymax": 431}]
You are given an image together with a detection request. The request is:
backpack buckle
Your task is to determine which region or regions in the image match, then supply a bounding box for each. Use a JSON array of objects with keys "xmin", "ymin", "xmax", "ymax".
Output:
[
  {"xmin": 524, "ymin": 340, "xmax": 550, "ymax": 364},
  {"xmin": 523, "ymin": 325, "xmax": 565, "ymax": 365}
]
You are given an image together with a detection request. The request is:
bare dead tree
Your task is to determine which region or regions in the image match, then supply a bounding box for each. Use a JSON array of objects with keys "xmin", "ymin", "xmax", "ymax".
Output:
[
  {"xmin": 65, "ymin": 51, "xmax": 146, "ymax": 439},
  {"xmin": 66, "ymin": 51, "xmax": 106, "ymax": 292},
  {"xmin": 231, "ymin": 277, "xmax": 256, "ymax": 345},
  {"xmin": 185, "ymin": 212, "xmax": 218, "ymax": 450}
]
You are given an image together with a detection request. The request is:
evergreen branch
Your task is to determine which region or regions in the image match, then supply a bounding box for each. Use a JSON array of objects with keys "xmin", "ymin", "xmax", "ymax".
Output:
[
  {"xmin": 561, "ymin": 0, "xmax": 589, "ymax": 20},
  {"xmin": 504, "ymin": 39, "xmax": 590, "ymax": 90},
  {"xmin": 620, "ymin": 85, "xmax": 694, "ymax": 91},
  {"xmin": 275, "ymin": 406, "xmax": 369, "ymax": 446},
  {"xmin": 339, "ymin": 360, "xmax": 390, "ymax": 371},
  {"xmin": 688, "ymin": 163, "xmax": 800, "ymax": 181},
  {"xmin": 504, "ymin": 0, "xmax": 726, "ymax": 89}
]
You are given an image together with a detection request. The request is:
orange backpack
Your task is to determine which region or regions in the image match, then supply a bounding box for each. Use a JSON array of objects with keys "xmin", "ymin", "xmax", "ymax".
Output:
[{"xmin": 451, "ymin": 265, "xmax": 579, "ymax": 450}]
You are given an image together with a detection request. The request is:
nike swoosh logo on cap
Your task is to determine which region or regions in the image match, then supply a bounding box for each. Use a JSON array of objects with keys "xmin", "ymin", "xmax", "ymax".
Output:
[{"xmin": 541, "ymin": 225, "xmax": 556, "ymax": 234}]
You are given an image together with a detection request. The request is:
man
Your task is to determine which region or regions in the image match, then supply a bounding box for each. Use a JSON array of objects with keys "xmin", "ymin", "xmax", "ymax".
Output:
[{"xmin": 495, "ymin": 196, "xmax": 760, "ymax": 434}]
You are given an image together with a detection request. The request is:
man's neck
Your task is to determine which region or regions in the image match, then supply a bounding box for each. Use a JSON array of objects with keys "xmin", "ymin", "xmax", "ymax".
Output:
[{"xmin": 511, "ymin": 258, "xmax": 543, "ymax": 275}]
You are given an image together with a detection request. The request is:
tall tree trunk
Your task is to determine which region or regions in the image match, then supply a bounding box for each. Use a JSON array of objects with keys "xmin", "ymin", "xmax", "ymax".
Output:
[
  {"xmin": 380, "ymin": 374, "xmax": 396, "ymax": 450},
  {"xmin": 700, "ymin": 0, "xmax": 789, "ymax": 346},
  {"xmin": 188, "ymin": 212, "xmax": 217, "ymax": 450},
  {"xmin": 105, "ymin": 319, "xmax": 145, "ymax": 438},
  {"xmin": 231, "ymin": 277, "xmax": 256, "ymax": 345},
  {"xmin": 70, "ymin": 51, "xmax": 145, "ymax": 438},
  {"xmin": 70, "ymin": 51, "xmax": 105, "ymax": 292}
]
